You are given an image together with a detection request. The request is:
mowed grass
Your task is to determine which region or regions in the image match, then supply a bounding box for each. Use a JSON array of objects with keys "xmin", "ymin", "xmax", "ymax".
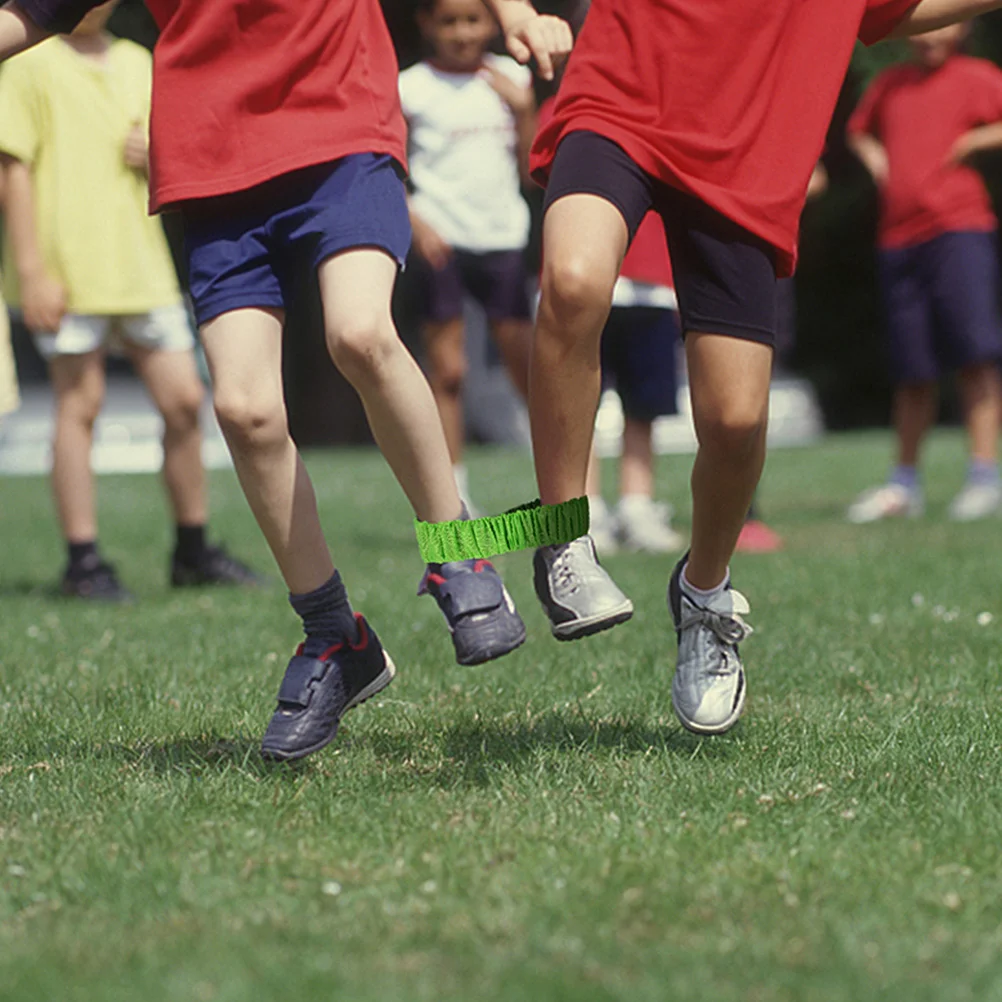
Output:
[{"xmin": 2, "ymin": 430, "xmax": 1002, "ymax": 1002}]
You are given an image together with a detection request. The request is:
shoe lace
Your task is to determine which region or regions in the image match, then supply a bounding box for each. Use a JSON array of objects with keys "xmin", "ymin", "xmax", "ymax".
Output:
[
  {"xmin": 688, "ymin": 607, "xmax": 753, "ymax": 676},
  {"xmin": 552, "ymin": 548, "xmax": 580, "ymax": 595}
]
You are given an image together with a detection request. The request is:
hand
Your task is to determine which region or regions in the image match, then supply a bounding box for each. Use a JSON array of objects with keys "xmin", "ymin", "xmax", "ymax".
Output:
[
  {"xmin": 483, "ymin": 64, "xmax": 534, "ymax": 117},
  {"xmin": 947, "ymin": 131, "xmax": 980, "ymax": 167},
  {"xmin": 865, "ymin": 146, "xmax": 890, "ymax": 188},
  {"xmin": 21, "ymin": 271, "xmax": 67, "ymax": 334},
  {"xmin": 411, "ymin": 215, "xmax": 452, "ymax": 271},
  {"xmin": 124, "ymin": 121, "xmax": 149, "ymax": 172},
  {"xmin": 503, "ymin": 13, "xmax": 573, "ymax": 82}
]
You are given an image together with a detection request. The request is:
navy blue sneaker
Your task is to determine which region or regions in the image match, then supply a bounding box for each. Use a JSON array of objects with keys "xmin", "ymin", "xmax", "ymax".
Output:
[
  {"xmin": 261, "ymin": 613, "xmax": 395, "ymax": 762},
  {"xmin": 171, "ymin": 544, "xmax": 261, "ymax": 588},
  {"xmin": 60, "ymin": 558, "xmax": 133, "ymax": 603},
  {"xmin": 419, "ymin": 559, "xmax": 526, "ymax": 666}
]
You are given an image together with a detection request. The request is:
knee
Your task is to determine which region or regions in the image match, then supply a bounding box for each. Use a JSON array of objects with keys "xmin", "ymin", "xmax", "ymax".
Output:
[
  {"xmin": 541, "ymin": 254, "xmax": 614, "ymax": 331},
  {"xmin": 57, "ymin": 386, "xmax": 103, "ymax": 430},
  {"xmin": 327, "ymin": 315, "xmax": 399, "ymax": 385},
  {"xmin": 430, "ymin": 350, "xmax": 467, "ymax": 397},
  {"xmin": 698, "ymin": 404, "xmax": 768, "ymax": 460},
  {"xmin": 162, "ymin": 382, "xmax": 204, "ymax": 436},
  {"xmin": 213, "ymin": 388, "xmax": 286, "ymax": 452}
]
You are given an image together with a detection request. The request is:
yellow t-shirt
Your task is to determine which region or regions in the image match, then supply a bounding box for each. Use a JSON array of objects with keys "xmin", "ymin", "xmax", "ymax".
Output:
[{"xmin": 0, "ymin": 37, "xmax": 180, "ymax": 315}]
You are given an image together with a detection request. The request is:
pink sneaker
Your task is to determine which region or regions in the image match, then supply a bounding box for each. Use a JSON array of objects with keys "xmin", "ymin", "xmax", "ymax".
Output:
[{"xmin": 736, "ymin": 520, "xmax": 784, "ymax": 553}]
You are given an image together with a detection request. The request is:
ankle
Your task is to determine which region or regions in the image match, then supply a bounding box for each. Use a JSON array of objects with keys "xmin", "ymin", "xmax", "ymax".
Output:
[
  {"xmin": 681, "ymin": 563, "xmax": 729, "ymax": 599},
  {"xmin": 67, "ymin": 539, "xmax": 99, "ymax": 571}
]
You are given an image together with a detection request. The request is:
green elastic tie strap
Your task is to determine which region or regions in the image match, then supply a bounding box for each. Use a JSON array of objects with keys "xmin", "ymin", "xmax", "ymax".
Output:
[{"xmin": 415, "ymin": 496, "xmax": 590, "ymax": 563}]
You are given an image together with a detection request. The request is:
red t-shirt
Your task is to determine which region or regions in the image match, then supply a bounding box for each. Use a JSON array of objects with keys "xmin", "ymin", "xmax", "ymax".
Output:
[
  {"xmin": 531, "ymin": 0, "xmax": 919, "ymax": 278},
  {"xmin": 135, "ymin": 0, "xmax": 406, "ymax": 211},
  {"xmin": 848, "ymin": 56, "xmax": 1002, "ymax": 249}
]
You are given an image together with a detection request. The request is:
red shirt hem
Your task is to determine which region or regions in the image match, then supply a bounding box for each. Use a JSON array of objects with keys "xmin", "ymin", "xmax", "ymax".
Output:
[
  {"xmin": 150, "ymin": 138, "xmax": 408, "ymax": 213},
  {"xmin": 531, "ymin": 115, "xmax": 797, "ymax": 278},
  {"xmin": 878, "ymin": 215, "xmax": 997, "ymax": 250}
]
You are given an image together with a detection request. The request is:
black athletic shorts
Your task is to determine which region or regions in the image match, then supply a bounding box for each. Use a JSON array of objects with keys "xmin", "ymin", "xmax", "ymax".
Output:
[{"xmin": 543, "ymin": 131, "xmax": 779, "ymax": 346}]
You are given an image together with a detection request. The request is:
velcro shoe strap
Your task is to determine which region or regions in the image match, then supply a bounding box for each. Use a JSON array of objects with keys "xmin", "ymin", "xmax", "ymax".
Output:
[
  {"xmin": 440, "ymin": 573, "xmax": 503, "ymax": 617},
  {"xmin": 277, "ymin": 656, "xmax": 328, "ymax": 708}
]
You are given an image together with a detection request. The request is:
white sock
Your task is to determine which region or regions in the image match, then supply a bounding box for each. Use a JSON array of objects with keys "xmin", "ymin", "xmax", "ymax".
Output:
[
  {"xmin": 588, "ymin": 494, "xmax": 609, "ymax": 519},
  {"xmin": 680, "ymin": 563, "xmax": 729, "ymax": 602},
  {"xmin": 453, "ymin": 463, "xmax": 470, "ymax": 500}
]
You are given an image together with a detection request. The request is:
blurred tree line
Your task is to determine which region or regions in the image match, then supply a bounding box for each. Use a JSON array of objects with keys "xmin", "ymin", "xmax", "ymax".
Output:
[{"xmin": 105, "ymin": 0, "xmax": 1002, "ymax": 435}]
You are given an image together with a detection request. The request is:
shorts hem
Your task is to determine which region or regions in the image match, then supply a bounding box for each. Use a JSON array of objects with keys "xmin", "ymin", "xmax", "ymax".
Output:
[
  {"xmin": 194, "ymin": 294, "xmax": 287, "ymax": 328},
  {"xmin": 680, "ymin": 316, "xmax": 776, "ymax": 347},
  {"xmin": 312, "ymin": 235, "xmax": 409, "ymax": 273},
  {"xmin": 544, "ymin": 185, "xmax": 643, "ymax": 241}
]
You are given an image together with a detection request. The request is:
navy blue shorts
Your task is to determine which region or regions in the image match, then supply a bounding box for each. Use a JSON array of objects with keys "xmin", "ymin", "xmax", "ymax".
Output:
[
  {"xmin": 543, "ymin": 132, "xmax": 779, "ymax": 347},
  {"xmin": 414, "ymin": 249, "xmax": 531, "ymax": 323},
  {"xmin": 601, "ymin": 306, "xmax": 680, "ymax": 420},
  {"xmin": 878, "ymin": 231, "xmax": 1002, "ymax": 384},
  {"xmin": 182, "ymin": 155, "xmax": 412, "ymax": 327}
]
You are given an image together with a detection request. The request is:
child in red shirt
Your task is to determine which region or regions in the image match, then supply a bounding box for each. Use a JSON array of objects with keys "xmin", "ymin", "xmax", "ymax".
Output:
[
  {"xmin": 479, "ymin": 0, "xmax": 1002, "ymax": 738},
  {"xmin": 0, "ymin": 0, "xmax": 568, "ymax": 762},
  {"xmin": 846, "ymin": 23, "xmax": 1002, "ymax": 525}
]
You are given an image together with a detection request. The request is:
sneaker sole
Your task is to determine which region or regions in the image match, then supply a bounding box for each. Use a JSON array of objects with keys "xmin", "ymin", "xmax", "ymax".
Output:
[
  {"xmin": 261, "ymin": 651, "xmax": 397, "ymax": 762},
  {"xmin": 456, "ymin": 623, "xmax": 527, "ymax": 666},
  {"xmin": 550, "ymin": 599, "xmax": 635, "ymax": 641},
  {"xmin": 672, "ymin": 670, "xmax": 746, "ymax": 736}
]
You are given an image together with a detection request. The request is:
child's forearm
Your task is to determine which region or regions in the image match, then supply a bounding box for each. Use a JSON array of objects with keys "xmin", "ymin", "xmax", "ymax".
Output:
[
  {"xmin": 0, "ymin": 3, "xmax": 47, "ymax": 61},
  {"xmin": 961, "ymin": 121, "xmax": 1002, "ymax": 155},
  {"xmin": 514, "ymin": 104, "xmax": 537, "ymax": 185},
  {"xmin": 481, "ymin": 0, "xmax": 538, "ymax": 33},
  {"xmin": 847, "ymin": 132, "xmax": 888, "ymax": 183},
  {"xmin": 890, "ymin": 0, "xmax": 1002, "ymax": 37},
  {"xmin": 3, "ymin": 158, "xmax": 45, "ymax": 281}
]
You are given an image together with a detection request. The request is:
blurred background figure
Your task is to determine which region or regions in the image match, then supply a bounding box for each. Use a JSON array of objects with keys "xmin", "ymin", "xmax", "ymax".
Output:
[
  {"xmin": 0, "ymin": 0, "xmax": 257, "ymax": 600},
  {"xmin": 584, "ymin": 211, "xmax": 685, "ymax": 555},
  {"xmin": 0, "ymin": 163, "xmax": 19, "ymax": 426},
  {"xmin": 400, "ymin": 0, "xmax": 535, "ymax": 514},
  {"xmin": 847, "ymin": 23, "xmax": 1002, "ymax": 523}
]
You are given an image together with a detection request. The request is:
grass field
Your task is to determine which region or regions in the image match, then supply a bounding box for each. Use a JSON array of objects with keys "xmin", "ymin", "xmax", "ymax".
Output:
[{"xmin": 1, "ymin": 430, "xmax": 1001, "ymax": 1002}]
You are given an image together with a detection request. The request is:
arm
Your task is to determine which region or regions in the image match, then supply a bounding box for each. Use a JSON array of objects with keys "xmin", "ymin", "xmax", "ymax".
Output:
[
  {"xmin": 847, "ymin": 132, "xmax": 890, "ymax": 187},
  {"xmin": 480, "ymin": 0, "xmax": 572, "ymax": 82},
  {"xmin": 408, "ymin": 201, "xmax": 452, "ymax": 271},
  {"xmin": 0, "ymin": 0, "xmax": 100, "ymax": 60},
  {"xmin": 0, "ymin": 3, "xmax": 46, "ymax": 60},
  {"xmin": 484, "ymin": 65, "xmax": 537, "ymax": 184},
  {"xmin": 949, "ymin": 121, "xmax": 1002, "ymax": 163},
  {"xmin": 890, "ymin": 0, "xmax": 1002, "ymax": 36},
  {"xmin": 2, "ymin": 155, "xmax": 66, "ymax": 332},
  {"xmin": 807, "ymin": 162, "xmax": 829, "ymax": 201}
]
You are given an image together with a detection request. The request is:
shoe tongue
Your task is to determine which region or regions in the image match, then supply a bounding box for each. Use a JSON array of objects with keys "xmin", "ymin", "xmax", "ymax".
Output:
[{"xmin": 703, "ymin": 588, "xmax": 750, "ymax": 617}]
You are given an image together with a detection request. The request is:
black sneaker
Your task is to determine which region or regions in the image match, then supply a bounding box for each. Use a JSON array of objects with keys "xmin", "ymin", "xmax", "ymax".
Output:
[
  {"xmin": 419, "ymin": 559, "xmax": 526, "ymax": 665},
  {"xmin": 60, "ymin": 558, "xmax": 133, "ymax": 603},
  {"xmin": 171, "ymin": 543, "xmax": 261, "ymax": 588},
  {"xmin": 261, "ymin": 613, "xmax": 396, "ymax": 762}
]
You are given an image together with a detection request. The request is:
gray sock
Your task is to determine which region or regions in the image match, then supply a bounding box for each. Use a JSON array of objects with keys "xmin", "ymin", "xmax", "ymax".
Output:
[{"xmin": 289, "ymin": 570, "xmax": 357, "ymax": 657}]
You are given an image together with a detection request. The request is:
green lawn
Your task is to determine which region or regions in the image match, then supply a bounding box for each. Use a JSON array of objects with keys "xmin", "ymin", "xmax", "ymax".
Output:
[{"xmin": 1, "ymin": 431, "xmax": 1001, "ymax": 1002}]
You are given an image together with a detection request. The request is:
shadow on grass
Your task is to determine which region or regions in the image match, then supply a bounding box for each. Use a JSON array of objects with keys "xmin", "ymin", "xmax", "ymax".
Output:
[
  {"xmin": 0, "ymin": 579, "xmax": 59, "ymax": 599},
  {"xmin": 362, "ymin": 707, "xmax": 740, "ymax": 788}
]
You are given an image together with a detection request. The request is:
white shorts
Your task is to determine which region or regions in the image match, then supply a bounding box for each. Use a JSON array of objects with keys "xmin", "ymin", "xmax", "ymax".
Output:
[{"xmin": 33, "ymin": 303, "xmax": 195, "ymax": 360}]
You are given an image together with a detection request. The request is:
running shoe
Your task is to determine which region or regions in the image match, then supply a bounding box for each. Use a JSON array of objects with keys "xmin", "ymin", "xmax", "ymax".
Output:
[
  {"xmin": 534, "ymin": 535, "xmax": 633, "ymax": 641},
  {"xmin": 420, "ymin": 559, "xmax": 526, "ymax": 665},
  {"xmin": 668, "ymin": 556, "xmax": 752, "ymax": 735},
  {"xmin": 948, "ymin": 481, "xmax": 1002, "ymax": 521},
  {"xmin": 261, "ymin": 613, "xmax": 395, "ymax": 762},
  {"xmin": 60, "ymin": 558, "xmax": 133, "ymax": 603},
  {"xmin": 171, "ymin": 543, "xmax": 261, "ymax": 588},
  {"xmin": 847, "ymin": 482, "xmax": 923, "ymax": 523},
  {"xmin": 617, "ymin": 495, "xmax": 686, "ymax": 553}
]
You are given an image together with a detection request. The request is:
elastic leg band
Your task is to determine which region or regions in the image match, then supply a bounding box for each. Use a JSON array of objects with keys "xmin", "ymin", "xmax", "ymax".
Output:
[{"xmin": 415, "ymin": 497, "xmax": 590, "ymax": 563}]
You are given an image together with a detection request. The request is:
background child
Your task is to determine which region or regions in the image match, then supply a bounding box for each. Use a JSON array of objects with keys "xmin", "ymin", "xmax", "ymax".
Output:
[
  {"xmin": 0, "ymin": 2, "xmax": 256, "ymax": 600},
  {"xmin": 585, "ymin": 210, "xmax": 685, "ymax": 555},
  {"xmin": 0, "ymin": 163, "xmax": 19, "ymax": 425},
  {"xmin": 400, "ymin": 0, "xmax": 535, "ymax": 513},
  {"xmin": 847, "ymin": 23, "xmax": 1002, "ymax": 523}
]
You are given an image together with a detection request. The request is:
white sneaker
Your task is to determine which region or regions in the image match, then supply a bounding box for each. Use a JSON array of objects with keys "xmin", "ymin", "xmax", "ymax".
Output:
[
  {"xmin": 847, "ymin": 482, "xmax": 923, "ymax": 524},
  {"xmin": 948, "ymin": 481, "xmax": 1002, "ymax": 521},
  {"xmin": 587, "ymin": 496, "xmax": 620, "ymax": 555},
  {"xmin": 617, "ymin": 495, "xmax": 686, "ymax": 553}
]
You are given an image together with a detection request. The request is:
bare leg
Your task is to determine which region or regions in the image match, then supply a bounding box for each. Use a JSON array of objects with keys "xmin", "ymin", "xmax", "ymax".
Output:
[
  {"xmin": 620, "ymin": 418, "xmax": 655, "ymax": 498},
  {"xmin": 533, "ymin": 195, "xmax": 628, "ymax": 505},
  {"xmin": 893, "ymin": 381, "xmax": 938, "ymax": 468},
  {"xmin": 201, "ymin": 308, "xmax": 334, "ymax": 595},
  {"xmin": 958, "ymin": 362, "xmax": 1001, "ymax": 463},
  {"xmin": 127, "ymin": 344, "xmax": 207, "ymax": 526},
  {"xmin": 686, "ymin": 333, "xmax": 773, "ymax": 590},
  {"xmin": 49, "ymin": 351, "xmax": 106, "ymax": 543},
  {"xmin": 489, "ymin": 317, "xmax": 532, "ymax": 400},
  {"xmin": 318, "ymin": 248, "xmax": 462, "ymax": 524},
  {"xmin": 422, "ymin": 316, "xmax": 466, "ymax": 464}
]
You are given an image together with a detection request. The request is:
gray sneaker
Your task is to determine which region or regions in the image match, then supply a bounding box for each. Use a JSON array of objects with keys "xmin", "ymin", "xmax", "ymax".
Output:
[
  {"xmin": 533, "ymin": 536, "xmax": 634, "ymax": 641},
  {"xmin": 668, "ymin": 556, "xmax": 752, "ymax": 735}
]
